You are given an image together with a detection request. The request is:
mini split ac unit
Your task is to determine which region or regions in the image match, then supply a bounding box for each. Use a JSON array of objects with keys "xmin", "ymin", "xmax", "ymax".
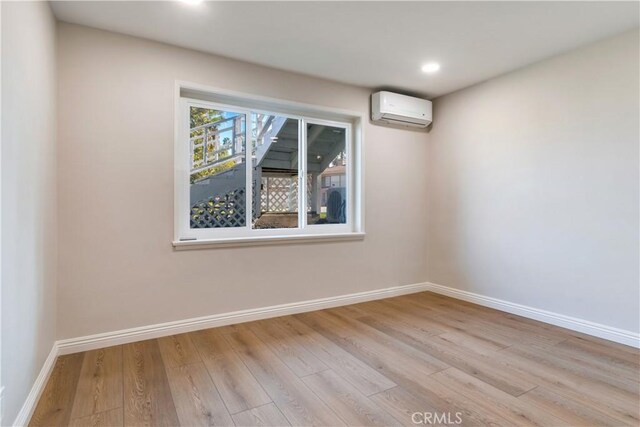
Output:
[{"xmin": 371, "ymin": 91, "xmax": 432, "ymax": 128}]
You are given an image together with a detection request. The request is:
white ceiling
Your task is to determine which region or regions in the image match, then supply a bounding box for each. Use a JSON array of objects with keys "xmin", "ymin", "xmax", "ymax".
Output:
[{"xmin": 51, "ymin": 1, "xmax": 639, "ymax": 98}]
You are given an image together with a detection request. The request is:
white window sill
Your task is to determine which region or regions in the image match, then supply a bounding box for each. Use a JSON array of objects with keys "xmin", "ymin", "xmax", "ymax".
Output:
[{"xmin": 172, "ymin": 232, "xmax": 365, "ymax": 250}]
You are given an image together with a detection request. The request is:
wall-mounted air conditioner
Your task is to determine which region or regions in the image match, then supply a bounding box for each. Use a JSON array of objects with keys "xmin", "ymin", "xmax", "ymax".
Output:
[{"xmin": 371, "ymin": 91, "xmax": 432, "ymax": 128}]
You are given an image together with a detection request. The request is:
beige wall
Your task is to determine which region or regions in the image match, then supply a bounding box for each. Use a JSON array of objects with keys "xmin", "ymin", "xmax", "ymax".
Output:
[
  {"xmin": 426, "ymin": 29, "xmax": 640, "ymax": 332},
  {"xmin": 1, "ymin": 2, "xmax": 58, "ymax": 423},
  {"xmin": 57, "ymin": 22, "xmax": 639, "ymax": 343},
  {"xmin": 56, "ymin": 23, "xmax": 428, "ymax": 339}
]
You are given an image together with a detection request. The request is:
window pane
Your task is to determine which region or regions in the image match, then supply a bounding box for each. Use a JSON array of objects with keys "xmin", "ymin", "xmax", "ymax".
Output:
[
  {"xmin": 307, "ymin": 124, "xmax": 347, "ymax": 225},
  {"xmin": 251, "ymin": 113, "xmax": 300, "ymax": 229},
  {"xmin": 189, "ymin": 106, "xmax": 246, "ymax": 228}
]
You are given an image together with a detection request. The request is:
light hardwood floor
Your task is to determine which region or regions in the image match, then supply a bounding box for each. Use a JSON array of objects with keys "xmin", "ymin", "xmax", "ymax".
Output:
[{"xmin": 30, "ymin": 292, "xmax": 640, "ymax": 426}]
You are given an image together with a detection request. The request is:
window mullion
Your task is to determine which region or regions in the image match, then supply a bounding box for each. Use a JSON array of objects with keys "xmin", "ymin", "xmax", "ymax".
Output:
[
  {"xmin": 245, "ymin": 112, "xmax": 252, "ymax": 230},
  {"xmin": 347, "ymin": 125, "xmax": 354, "ymax": 230},
  {"xmin": 179, "ymin": 99, "xmax": 191, "ymax": 239},
  {"xmin": 299, "ymin": 119, "xmax": 307, "ymax": 229}
]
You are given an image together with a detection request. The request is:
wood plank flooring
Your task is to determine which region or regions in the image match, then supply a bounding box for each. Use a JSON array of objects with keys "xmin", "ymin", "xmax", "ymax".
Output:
[{"xmin": 30, "ymin": 292, "xmax": 640, "ymax": 426}]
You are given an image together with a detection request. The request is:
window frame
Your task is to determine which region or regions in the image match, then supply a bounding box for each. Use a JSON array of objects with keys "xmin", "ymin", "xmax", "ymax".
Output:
[{"xmin": 173, "ymin": 83, "xmax": 364, "ymax": 248}]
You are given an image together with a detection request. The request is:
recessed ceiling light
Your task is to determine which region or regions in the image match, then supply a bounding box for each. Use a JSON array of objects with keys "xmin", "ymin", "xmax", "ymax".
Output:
[
  {"xmin": 179, "ymin": 0, "xmax": 203, "ymax": 5},
  {"xmin": 421, "ymin": 62, "xmax": 441, "ymax": 73}
]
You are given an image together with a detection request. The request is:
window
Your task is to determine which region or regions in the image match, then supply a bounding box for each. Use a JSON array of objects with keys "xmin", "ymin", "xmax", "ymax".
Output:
[{"xmin": 174, "ymin": 86, "xmax": 363, "ymax": 247}]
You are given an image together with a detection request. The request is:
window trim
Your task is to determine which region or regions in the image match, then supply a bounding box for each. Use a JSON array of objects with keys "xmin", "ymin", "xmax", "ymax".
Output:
[{"xmin": 173, "ymin": 81, "xmax": 365, "ymax": 248}]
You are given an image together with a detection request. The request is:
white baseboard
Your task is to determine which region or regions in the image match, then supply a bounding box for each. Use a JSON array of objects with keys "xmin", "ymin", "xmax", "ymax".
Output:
[
  {"xmin": 57, "ymin": 282, "xmax": 431, "ymax": 355},
  {"xmin": 56, "ymin": 280, "xmax": 640, "ymax": 355},
  {"xmin": 12, "ymin": 344, "xmax": 59, "ymax": 427},
  {"xmin": 425, "ymin": 282, "xmax": 640, "ymax": 348}
]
